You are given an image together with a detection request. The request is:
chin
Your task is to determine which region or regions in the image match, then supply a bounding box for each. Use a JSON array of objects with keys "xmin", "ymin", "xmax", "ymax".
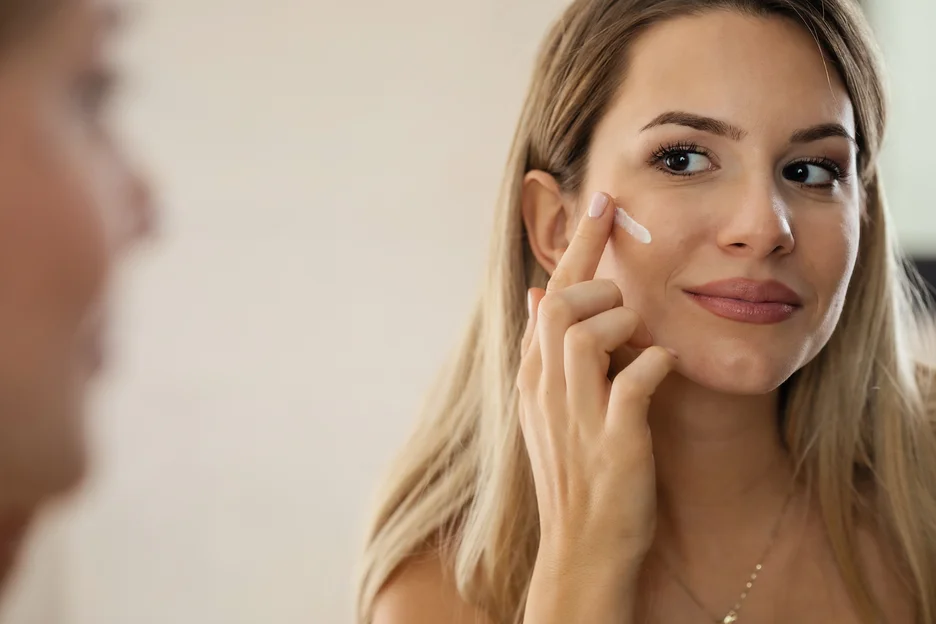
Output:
[
  {"xmin": 679, "ymin": 338, "xmax": 809, "ymax": 396},
  {"xmin": 0, "ymin": 398, "xmax": 91, "ymax": 510},
  {"xmin": 39, "ymin": 401, "xmax": 91, "ymax": 499},
  {"xmin": 29, "ymin": 440, "xmax": 87, "ymax": 507},
  {"xmin": 0, "ymin": 446, "xmax": 88, "ymax": 511}
]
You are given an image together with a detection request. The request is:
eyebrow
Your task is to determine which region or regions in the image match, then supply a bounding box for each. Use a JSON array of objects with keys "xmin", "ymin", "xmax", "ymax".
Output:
[
  {"xmin": 641, "ymin": 111, "xmax": 745, "ymax": 141},
  {"xmin": 789, "ymin": 123, "xmax": 857, "ymax": 146},
  {"xmin": 640, "ymin": 110, "xmax": 857, "ymax": 147}
]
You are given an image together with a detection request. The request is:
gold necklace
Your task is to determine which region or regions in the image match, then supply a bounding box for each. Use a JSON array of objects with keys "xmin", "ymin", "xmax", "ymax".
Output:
[{"xmin": 659, "ymin": 488, "xmax": 795, "ymax": 624}]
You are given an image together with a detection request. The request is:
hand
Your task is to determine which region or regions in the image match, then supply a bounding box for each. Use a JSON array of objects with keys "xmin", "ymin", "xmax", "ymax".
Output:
[{"xmin": 517, "ymin": 192, "xmax": 677, "ymax": 571}]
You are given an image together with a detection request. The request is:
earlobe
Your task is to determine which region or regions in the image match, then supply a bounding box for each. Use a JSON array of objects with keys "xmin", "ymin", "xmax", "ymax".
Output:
[{"xmin": 521, "ymin": 170, "xmax": 572, "ymax": 275}]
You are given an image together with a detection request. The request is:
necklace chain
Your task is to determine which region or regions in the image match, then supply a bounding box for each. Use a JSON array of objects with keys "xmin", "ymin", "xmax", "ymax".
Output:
[{"xmin": 659, "ymin": 488, "xmax": 796, "ymax": 624}]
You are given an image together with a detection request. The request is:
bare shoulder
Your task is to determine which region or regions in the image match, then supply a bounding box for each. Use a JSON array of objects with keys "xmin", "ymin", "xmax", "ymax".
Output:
[
  {"xmin": 855, "ymin": 521, "xmax": 916, "ymax": 622},
  {"xmin": 372, "ymin": 552, "xmax": 494, "ymax": 624}
]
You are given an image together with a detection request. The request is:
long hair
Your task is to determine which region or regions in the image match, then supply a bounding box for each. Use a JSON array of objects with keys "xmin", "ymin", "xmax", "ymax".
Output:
[{"xmin": 358, "ymin": 1, "xmax": 936, "ymax": 622}]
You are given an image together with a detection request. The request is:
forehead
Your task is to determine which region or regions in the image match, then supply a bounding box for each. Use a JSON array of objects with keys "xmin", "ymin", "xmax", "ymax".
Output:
[{"xmin": 611, "ymin": 10, "xmax": 855, "ymax": 136}]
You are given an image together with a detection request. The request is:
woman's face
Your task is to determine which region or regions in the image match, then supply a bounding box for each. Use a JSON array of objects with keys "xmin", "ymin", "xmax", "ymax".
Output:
[
  {"xmin": 584, "ymin": 12, "xmax": 860, "ymax": 395},
  {"xmin": 0, "ymin": 0, "xmax": 153, "ymax": 507}
]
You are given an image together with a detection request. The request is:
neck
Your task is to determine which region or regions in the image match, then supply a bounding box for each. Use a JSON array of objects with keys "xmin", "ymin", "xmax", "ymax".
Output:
[{"xmin": 648, "ymin": 373, "xmax": 794, "ymax": 560}]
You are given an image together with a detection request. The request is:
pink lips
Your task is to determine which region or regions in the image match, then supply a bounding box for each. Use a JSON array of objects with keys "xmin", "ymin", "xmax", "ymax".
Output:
[{"xmin": 684, "ymin": 278, "xmax": 803, "ymax": 325}]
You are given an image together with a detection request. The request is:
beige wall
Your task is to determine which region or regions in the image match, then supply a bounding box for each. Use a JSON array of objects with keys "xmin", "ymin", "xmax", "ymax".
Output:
[
  {"xmin": 867, "ymin": 0, "xmax": 936, "ymax": 256},
  {"xmin": 0, "ymin": 1, "xmax": 931, "ymax": 623}
]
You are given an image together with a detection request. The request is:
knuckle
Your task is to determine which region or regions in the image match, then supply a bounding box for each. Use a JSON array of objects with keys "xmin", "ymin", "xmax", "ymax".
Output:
[
  {"xmin": 612, "ymin": 377, "xmax": 648, "ymax": 405},
  {"xmin": 546, "ymin": 267, "xmax": 571, "ymax": 291},
  {"xmin": 565, "ymin": 323, "xmax": 599, "ymax": 355},
  {"xmin": 538, "ymin": 293, "xmax": 573, "ymax": 325}
]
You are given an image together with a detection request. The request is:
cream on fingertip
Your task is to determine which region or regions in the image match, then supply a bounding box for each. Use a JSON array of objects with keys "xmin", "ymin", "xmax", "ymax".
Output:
[{"xmin": 614, "ymin": 206, "xmax": 652, "ymax": 244}]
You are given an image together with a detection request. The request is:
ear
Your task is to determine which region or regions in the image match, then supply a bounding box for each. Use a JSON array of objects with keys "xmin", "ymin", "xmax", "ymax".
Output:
[{"xmin": 522, "ymin": 170, "xmax": 575, "ymax": 275}]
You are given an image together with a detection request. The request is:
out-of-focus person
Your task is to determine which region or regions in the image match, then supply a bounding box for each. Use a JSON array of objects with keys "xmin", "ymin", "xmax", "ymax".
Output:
[{"xmin": 0, "ymin": 0, "xmax": 154, "ymax": 594}]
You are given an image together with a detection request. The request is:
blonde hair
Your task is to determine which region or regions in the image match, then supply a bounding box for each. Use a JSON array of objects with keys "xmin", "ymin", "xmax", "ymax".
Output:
[{"xmin": 357, "ymin": 1, "xmax": 936, "ymax": 622}]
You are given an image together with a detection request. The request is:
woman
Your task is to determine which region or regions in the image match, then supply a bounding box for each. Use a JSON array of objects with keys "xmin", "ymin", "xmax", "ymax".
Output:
[
  {"xmin": 359, "ymin": 0, "xmax": 936, "ymax": 622},
  {"xmin": 0, "ymin": 0, "xmax": 152, "ymax": 593}
]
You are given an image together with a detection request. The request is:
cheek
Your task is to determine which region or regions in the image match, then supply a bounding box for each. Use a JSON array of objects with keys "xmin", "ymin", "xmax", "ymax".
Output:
[
  {"xmin": 799, "ymin": 208, "xmax": 860, "ymax": 314},
  {"xmin": 0, "ymin": 124, "xmax": 109, "ymax": 359},
  {"xmin": 594, "ymin": 188, "xmax": 709, "ymax": 307}
]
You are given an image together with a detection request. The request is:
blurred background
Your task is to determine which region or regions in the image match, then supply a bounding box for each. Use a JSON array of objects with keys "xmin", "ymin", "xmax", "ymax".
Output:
[{"xmin": 0, "ymin": 0, "xmax": 931, "ymax": 623}]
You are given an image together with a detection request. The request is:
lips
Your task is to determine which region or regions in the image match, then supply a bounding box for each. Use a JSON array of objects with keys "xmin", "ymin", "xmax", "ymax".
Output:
[{"xmin": 684, "ymin": 278, "xmax": 803, "ymax": 325}]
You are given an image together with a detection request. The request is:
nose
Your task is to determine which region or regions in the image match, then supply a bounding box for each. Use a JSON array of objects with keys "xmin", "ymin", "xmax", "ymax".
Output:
[{"xmin": 716, "ymin": 178, "xmax": 794, "ymax": 258}]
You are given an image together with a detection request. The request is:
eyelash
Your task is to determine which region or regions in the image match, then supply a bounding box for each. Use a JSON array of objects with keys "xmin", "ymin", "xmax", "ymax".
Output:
[
  {"xmin": 793, "ymin": 156, "xmax": 848, "ymax": 187},
  {"xmin": 647, "ymin": 141, "xmax": 710, "ymax": 174},
  {"xmin": 647, "ymin": 141, "xmax": 849, "ymax": 188}
]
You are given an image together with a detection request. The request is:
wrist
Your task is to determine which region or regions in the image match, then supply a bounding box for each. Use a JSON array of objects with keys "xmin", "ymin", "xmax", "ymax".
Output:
[
  {"xmin": 535, "ymin": 537, "xmax": 645, "ymax": 589},
  {"xmin": 537, "ymin": 531, "xmax": 649, "ymax": 578},
  {"xmin": 526, "ymin": 546, "xmax": 642, "ymax": 623}
]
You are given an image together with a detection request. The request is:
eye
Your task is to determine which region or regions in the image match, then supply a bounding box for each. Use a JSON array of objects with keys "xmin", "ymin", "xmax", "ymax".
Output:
[
  {"xmin": 649, "ymin": 142, "xmax": 715, "ymax": 177},
  {"xmin": 663, "ymin": 152, "xmax": 712, "ymax": 173},
  {"xmin": 781, "ymin": 159, "xmax": 844, "ymax": 189}
]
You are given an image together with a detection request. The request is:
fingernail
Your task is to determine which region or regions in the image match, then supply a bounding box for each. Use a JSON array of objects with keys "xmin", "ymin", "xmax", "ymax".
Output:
[
  {"xmin": 527, "ymin": 289, "xmax": 534, "ymax": 317},
  {"xmin": 588, "ymin": 192, "xmax": 608, "ymax": 218},
  {"xmin": 665, "ymin": 348, "xmax": 679, "ymax": 360}
]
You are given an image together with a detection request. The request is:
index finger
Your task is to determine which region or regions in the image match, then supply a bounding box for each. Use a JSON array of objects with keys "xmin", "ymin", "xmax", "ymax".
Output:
[{"xmin": 546, "ymin": 192, "xmax": 615, "ymax": 292}]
